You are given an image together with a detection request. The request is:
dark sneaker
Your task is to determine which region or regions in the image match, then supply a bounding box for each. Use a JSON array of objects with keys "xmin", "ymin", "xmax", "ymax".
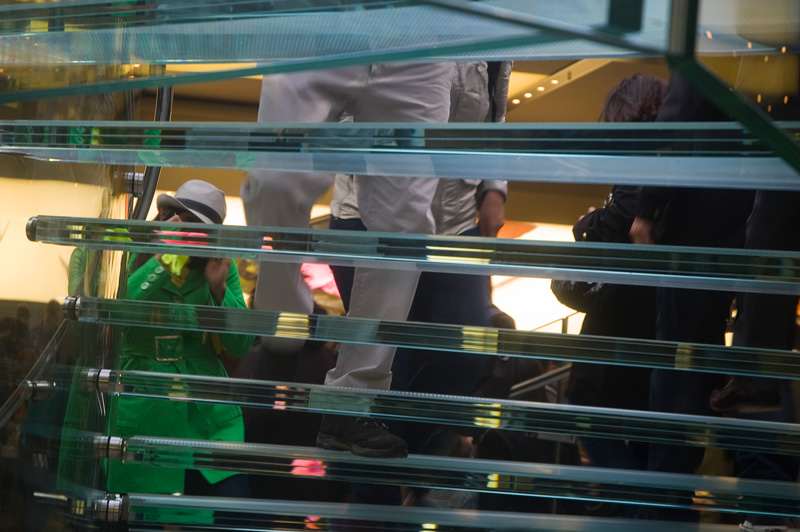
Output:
[
  {"xmin": 710, "ymin": 381, "xmax": 781, "ymax": 414},
  {"xmin": 317, "ymin": 415, "xmax": 408, "ymax": 458},
  {"xmin": 739, "ymin": 520, "xmax": 788, "ymax": 532}
]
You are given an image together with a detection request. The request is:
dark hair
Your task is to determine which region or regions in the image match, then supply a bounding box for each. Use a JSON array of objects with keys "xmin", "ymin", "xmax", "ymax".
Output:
[{"xmin": 600, "ymin": 73, "xmax": 667, "ymax": 123}]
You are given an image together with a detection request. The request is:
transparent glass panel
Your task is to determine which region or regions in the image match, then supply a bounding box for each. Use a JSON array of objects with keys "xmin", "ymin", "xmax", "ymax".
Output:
[
  {"xmin": 0, "ymin": 316, "xmax": 109, "ymax": 530},
  {"xmin": 28, "ymin": 216, "xmax": 800, "ymax": 294},
  {"xmin": 698, "ymin": 0, "xmax": 800, "ymax": 56},
  {"xmin": 73, "ymin": 295, "xmax": 800, "ymax": 379},
  {"xmin": 2, "ymin": 0, "xmax": 797, "ymax": 102},
  {"xmin": 91, "ymin": 366, "xmax": 800, "ymax": 454},
  {"xmin": 4, "ymin": 2, "xmax": 800, "ymax": 530},
  {"xmin": 7, "ymin": 0, "xmax": 790, "ymax": 61},
  {"xmin": 111, "ymin": 435, "xmax": 800, "ymax": 517},
  {"xmin": 0, "ymin": 0, "xmax": 668, "ymax": 64},
  {"xmin": 98, "ymin": 370, "xmax": 799, "ymax": 455},
  {"xmin": 4, "ymin": 121, "xmax": 800, "ymax": 189},
  {"xmin": 0, "ymin": 86, "xmax": 133, "ymax": 530},
  {"xmin": 0, "ymin": 0, "xmax": 668, "ymax": 102},
  {"xmin": 690, "ymin": 0, "xmax": 800, "ymax": 175},
  {"xmin": 0, "ymin": 64, "xmax": 164, "ymax": 106},
  {"xmin": 124, "ymin": 495, "xmax": 726, "ymax": 532}
]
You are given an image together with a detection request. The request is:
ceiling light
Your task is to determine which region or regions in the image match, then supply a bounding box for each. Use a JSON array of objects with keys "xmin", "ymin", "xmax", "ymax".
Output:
[
  {"xmin": 511, "ymin": 99, "xmax": 520, "ymax": 105},
  {"xmin": 524, "ymin": 92, "xmax": 532, "ymax": 98},
  {"xmin": 536, "ymin": 86, "xmax": 545, "ymax": 92}
]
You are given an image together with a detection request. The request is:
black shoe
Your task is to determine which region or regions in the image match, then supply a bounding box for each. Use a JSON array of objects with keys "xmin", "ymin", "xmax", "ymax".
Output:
[
  {"xmin": 317, "ymin": 415, "xmax": 408, "ymax": 458},
  {"xmin": 739, "ymin": 520, "xmax": 788, "ymax": 532},
  {"xmin": 709, "ymin": 381, "xmax": 781, "ymax": 414}
]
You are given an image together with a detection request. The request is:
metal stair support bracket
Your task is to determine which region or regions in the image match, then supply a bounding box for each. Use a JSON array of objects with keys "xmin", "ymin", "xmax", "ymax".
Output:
[
  {"xmin": 22, "ymin": 380, "xmax": 59, "ymax": 402},
  {"xmin": 93, "ymin": 436, "xmax": 126, "ymax": 461},
  {"xmin": 85, "ymin": 368, "xmax": 113, "ymax": 394}
]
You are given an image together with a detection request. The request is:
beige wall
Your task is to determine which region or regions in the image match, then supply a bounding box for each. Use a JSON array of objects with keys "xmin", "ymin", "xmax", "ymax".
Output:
[
  {"xmin": 0, "ymin": 178, "xmax": 107, "ymax": 303},
  {"xmin": 506, "ymin": 182, "xmax": 612, "ymax": 226}
]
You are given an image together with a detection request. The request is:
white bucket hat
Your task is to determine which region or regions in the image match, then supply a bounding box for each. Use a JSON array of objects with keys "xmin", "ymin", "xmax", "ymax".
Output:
[{"xmin": 156, "ymin": 180, "xmax": 226, "ymax": 224}]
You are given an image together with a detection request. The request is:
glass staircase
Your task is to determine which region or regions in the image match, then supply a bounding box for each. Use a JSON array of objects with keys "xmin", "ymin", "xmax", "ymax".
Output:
[{"xmin": 1, "ymin": 1, "xmax": 799, "ymax": 531}]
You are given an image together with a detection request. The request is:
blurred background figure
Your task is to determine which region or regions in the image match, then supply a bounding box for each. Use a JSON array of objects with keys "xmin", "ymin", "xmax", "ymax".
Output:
[
  {"xmin": 629, "ymin": 72, "xmax": 756, "ymax": 523},
  {"xmin": 106, "ymin": 180, "xmax": 253, "ymax": 504},
  {"xmin": 242, "ymin": 59, "xmax": 456, "ymax": 458},
  {"xmin": 553, "ymin": 74, "xmax": 665, "ymax": 517}
]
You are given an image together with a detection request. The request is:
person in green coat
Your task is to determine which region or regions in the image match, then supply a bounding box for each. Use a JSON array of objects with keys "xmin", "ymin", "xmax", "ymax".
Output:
[{"xmin": 107, "ymin": 180, "xmax": 253, "ymax": 499}]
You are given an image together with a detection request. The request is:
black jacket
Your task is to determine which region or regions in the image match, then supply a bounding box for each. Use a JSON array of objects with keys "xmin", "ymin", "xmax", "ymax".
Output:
[{"xmin": 635, "ymin": 73, "xmax": 754, "ymax": 247}]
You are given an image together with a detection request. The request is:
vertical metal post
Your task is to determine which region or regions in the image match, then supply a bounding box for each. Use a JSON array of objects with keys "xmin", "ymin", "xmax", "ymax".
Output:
[
  {"xmin": 131, "ymin": 85, "xmax": 174, "ymax": 221},
  {"xmin": 666, "ymin": 0, "xmax": 699, "ymax": 59}
]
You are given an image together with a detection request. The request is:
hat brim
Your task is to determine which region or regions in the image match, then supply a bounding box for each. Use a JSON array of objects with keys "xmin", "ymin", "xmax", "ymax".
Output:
[{"xmin": 156, "ymin": 193, "xmax": 215, "ymax": 224}]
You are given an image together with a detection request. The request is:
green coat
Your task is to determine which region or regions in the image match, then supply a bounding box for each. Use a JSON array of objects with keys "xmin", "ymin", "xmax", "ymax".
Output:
[{"xmin": 106, "ymin": 254, "xmax": 253, "ymax": 495}]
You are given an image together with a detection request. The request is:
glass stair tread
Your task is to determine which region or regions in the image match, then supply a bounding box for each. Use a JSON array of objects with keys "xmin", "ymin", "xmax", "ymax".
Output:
[
  {"xmin": 119, "ymin": 495, "xmax": 776, "ymax": 531},
  {"xmin": 85, "ymin": 366, "xmax": 800, "ymax": 455},
  {"xmin": 29, "ymin": 216, "xmax": 800, "ymax": 294},
  {"xmin": 5, "ymin": 121, "xmax": 800, "ymax": 189},
  {"xmin": 2, "ymin": 0, "xmax": 796, "ymax": 101},
  {"xmin": 102, "ymin": 435, "xmax": 800, "ymax": 517}
]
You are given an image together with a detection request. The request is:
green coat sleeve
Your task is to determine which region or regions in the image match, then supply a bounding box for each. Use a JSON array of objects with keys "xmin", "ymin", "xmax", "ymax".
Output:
[{"xmin": 67, "ymin": 248, "xmax": 87, "ymax": 296}]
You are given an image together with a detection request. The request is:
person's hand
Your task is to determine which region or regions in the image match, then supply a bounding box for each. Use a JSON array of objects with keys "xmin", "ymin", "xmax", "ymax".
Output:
[
  {"xmin": 154, "ymin": 214, "xmax": 181, "ymax": 262},
  {"xmin": 478, "ymin": 190, "xmax": 505, "ymax": 237},
  {"xmin": 629, "ymin": 216, "xmax": 657, "ymax": 244},
  {"xmin": 578, "ymin": 206, "xmax": 596, "ymax": 221},
  {"xmin": 205, "ymin": 257, "xmax": 231, "ymax": 303}
]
